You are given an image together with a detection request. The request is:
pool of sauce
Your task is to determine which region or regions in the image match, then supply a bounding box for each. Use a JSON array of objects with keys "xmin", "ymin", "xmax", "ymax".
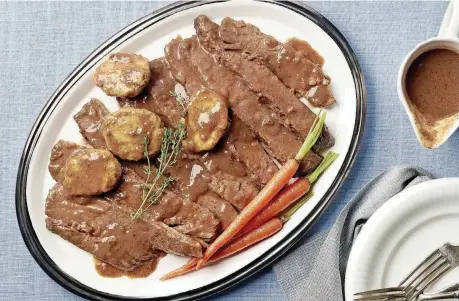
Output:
[{"xmin": 93, "ymin": 250, "xmax": 165, "ymax": 278}]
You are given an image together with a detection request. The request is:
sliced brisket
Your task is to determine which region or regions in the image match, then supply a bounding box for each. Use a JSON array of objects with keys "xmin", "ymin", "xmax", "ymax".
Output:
[
  {"xmin": 225, "ymin": 117, "xmax": 278, "ymax": 184},
  {"xmin": 73, "ymin": 98, "xmax": 108, "ymax": 149},
  {"xmin": 105, "ymin": 168, "xmax": 219, "ymax": 241},
  {"xmin": 45, "ymin": 184, "xmax": 203, "ymax": 272},
  {"xmin": 165, "ymin": 36, "xmax": 322, "ymax": 174},
  {"xmin": 47, "ymin": 138, "xmax": 220, "ymax": 241},
  {"xmin": 217, "ymin": 17, "xmax": 335, "ymax": 108},
  {"xmin": 194, "ymin": 15, "xmax": 334, "ymax": 150},
  {"xmin": 197, "ymin": 192, "xmax": 238, "ymax": 230},
  {"xmin": 284, "ymin": 37, "xmax": 324, "ymax": 67},
  {"xmin": 119, "ymin": 59, "xmax": 259, "ymax": 209}
]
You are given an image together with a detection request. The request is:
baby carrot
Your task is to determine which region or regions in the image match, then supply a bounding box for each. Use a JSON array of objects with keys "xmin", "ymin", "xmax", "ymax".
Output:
[
  {"xmin": 209, "ymin": 218, "xmax": 283, "ymax": 262},
  {"xmin": 237, "ymin": 178, "xmax": 311, "ymax": 237},
  {"xmin": 160, "ymin": 258, "xmax": 199, "ymax": 281},
  {"xmin": 196, "ymin": 112, "xmax": 326, "ymax": 269},
  {"xmin": 196, "ymin": 160, "xmax": 297, "ymax": 268},
  {"xmin": 281, "ymin": 152, "xmax": 339, "ymax": 222},
  {"xmin": 160, "ymin": 218, "xmax": 283, "ymax": 280},
  {"xmin": 235, "ymin": 150, "xmax": 339, "ymax": 239}
]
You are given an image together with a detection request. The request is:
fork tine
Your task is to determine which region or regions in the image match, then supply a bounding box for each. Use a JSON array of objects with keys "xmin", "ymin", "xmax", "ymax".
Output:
[
  {"xmin": 354, "ymin": 287, "xmax": 405, "ymax": 297},
  {"xmin": 353, "ymin": 287, "xmax": 406, "ymax": 301},
  {"xmin": 354, "ymin": 294, "xmax": 405, "ymax": 301},
  {"xmin": 354, "ymin": 293, "xmax": 404, "ymax": 300},
  {"xmin": 355, "ymin": 296, "xmax": 406, "ymax": 301},
  {"xmin": 406, "ymin": 263, "xmax": 450, "ymax": 301},
  {"xmin": 399, "ymin": 250, "xmax": 441, "ymax": 285},
  {"xmin": 403, "ymin": 257, "xmax": 447, "ymax": 297},
  {"xmin": 354, "ymin": 295, "xmax": 405, "ymax": 301}
]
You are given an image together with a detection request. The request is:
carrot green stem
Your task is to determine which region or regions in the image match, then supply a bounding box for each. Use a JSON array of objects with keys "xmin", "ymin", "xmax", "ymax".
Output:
[
  {"xmin": 281, "ymin": 192, "xmax": 314, "ymax": 222},
  {"xmin": 308, "ymin": 151, "xmax": 339, "ymax": 184},
  {"xmin": 281, "ymin": 151, "xmax": 339, "ymax": 222},
  {"xmin": 294, "ymin": 112, "xmax": 326, "ymax": 162}
]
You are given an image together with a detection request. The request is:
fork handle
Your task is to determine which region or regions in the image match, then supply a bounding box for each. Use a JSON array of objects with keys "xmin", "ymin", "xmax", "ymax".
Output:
[{"xmin": 419, "ymin": 290, "xmax": 459, "ymax": 300}]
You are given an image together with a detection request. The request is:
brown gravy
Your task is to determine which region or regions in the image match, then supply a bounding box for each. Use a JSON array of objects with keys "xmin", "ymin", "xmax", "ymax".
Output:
[
  {"xmin": 93, "ymin": 251, "xmax": 165, "ymax": 278},
  {"xmin": 406, "ymin": 48, "xmax": 459, "ymax": 123},
  {"xmin": 285, "ymin": 37, "xmax": 324, "ymax": 66}
]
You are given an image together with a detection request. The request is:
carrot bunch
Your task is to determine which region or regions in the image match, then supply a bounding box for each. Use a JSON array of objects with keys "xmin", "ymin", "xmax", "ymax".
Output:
[{"xmin": 160, "ymin": 112, "xmax": 338, "ymax": 280}]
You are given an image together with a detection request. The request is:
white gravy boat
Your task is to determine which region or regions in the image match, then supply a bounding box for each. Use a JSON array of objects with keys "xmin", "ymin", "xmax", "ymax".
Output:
[{"xmin": 398, "ymin": 0, "xmax": 459, "ymax": 148}]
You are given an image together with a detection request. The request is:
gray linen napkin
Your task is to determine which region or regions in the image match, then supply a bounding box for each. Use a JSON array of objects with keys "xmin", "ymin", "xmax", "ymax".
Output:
[{"xmin": 272, "ymin": 166, "xmax": 433, "ymax": 301}]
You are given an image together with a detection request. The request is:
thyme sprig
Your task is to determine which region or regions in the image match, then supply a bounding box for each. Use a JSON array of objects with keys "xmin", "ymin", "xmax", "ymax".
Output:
[{"xmin": 131, "ymin": 121, "xmax": 186, "ymax": 219}]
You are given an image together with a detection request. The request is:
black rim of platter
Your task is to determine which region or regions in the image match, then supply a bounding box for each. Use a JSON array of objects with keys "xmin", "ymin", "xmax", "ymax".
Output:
[{"xmin": 15, "ymin": 1, "xmax": 366, "ymax": 300}]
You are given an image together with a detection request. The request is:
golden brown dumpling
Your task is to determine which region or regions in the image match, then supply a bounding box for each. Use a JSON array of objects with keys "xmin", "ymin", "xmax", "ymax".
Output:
[
  {"xmin": 183, "ymin": 90, "xmax": 229, "ymax": 152},
  {"xmin": 62, "ymin": 148, "xmax": 121, "ymax": 196},
  {"xmin": 92, "ymin": 53, "xmax": 151, "ymax": 98},
  {"xmin": 102, "ymin": 107, "xmax": 163, "ymax": 161}
]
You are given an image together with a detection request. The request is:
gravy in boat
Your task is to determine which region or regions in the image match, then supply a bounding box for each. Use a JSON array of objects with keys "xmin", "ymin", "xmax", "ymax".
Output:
[{"xmin": 405, "ymin": 48, "xmax": 459, "ymax": 147}]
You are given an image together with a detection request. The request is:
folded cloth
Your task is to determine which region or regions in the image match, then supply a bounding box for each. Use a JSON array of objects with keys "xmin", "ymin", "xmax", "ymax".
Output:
[{"xmin": 272, "ymin": 166, "xmax": 433, "ymax": 301}]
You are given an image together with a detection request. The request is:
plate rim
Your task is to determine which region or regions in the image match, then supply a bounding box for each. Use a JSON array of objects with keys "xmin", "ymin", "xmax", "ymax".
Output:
[
  {"xmin": 344, "ymin": 178, "xmax": 459, "ymax": 301},
  {"xmin": 15, "ymin": 1, "xmax": 366, "ymax": 300}
]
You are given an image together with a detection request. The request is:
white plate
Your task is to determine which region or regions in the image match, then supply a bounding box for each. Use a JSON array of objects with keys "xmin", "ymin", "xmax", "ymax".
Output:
[
  {"xmin": 345, "ymin": 178, "xmax": 459, "ymax": 301},
  {"xmin": 16, "ymin": 1, "xmax": 365, "ymax": 300}
]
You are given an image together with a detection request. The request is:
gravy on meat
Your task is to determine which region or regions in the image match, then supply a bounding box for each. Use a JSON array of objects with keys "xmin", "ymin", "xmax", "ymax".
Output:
[
  {"xmin": 94, "ymin": 251, "xmax": 165, "ymax": 278},
  {"xmin": 217, "ymin": 17, "xmax": 335, "ymax": 108},
  {"xmin": 74, "ymin": 98, "xmax": 109, "ymax": 149},
  {"xmin": 285, "ymin": 38, "xmax": 324, "ymax": 66}
]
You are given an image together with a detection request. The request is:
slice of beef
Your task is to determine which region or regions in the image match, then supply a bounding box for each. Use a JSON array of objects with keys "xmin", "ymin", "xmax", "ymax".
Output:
[
  {"xmin": 73, "ymin": 98, "xmax": 108, "ymax": 148},
  {"xmin": 165, "ymin": 36, "xmax": 322, "ymax": 174},
  {"xmin": 48, "ymin": 140, "xmax": 80, "ymax": 182},
  {"xmin": 165, "ymin": 157, "xmax": 240, "ymax": 231},
  {"xmin": 197, "ymin": 192, "xmax": 238, "ymax": 230},
  {"xmin": 120, "ymin": 161, "xmax": 152, "ymax": 182},
  {"xmin": 118, "ymin": 59, "xmax": 259, "ymax": 209},
  {"xmin": 45, "ymin": 184, "xmax": 203, "ymax": 272},
  {"xmin": 105, "ymin": 168, "xmax": 182, "ymax": 222},
  {"xmin": 169, "ymin": 152, "xmax": 256, "ymax": 211},
  {"xmin": 225, "ymin": 117, "xmax": 278, "ymax": 184},
  {"xmin": 105, "ymin": 168, "xmax": 220, "ymax": 241},
  {"xmin": 194, "ymin": 16, "xmax": 334, "ymax": 150},
  {"xmin": 217, "ymin": 17, "xmax": 336, "ymax": 108},
  {"xmin": 197, "ymin": 147, "xmax": 259, "ymax": 210}
]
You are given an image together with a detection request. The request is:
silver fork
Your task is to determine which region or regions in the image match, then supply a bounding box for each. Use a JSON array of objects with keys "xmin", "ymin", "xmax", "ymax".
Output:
[
  {"xmin": 354, "ymin": 243, "xmax": 459, "ymax": 301},
  {"xmin": 353, "ymin": 283, "xmax": 459, "ymax": 301}
]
